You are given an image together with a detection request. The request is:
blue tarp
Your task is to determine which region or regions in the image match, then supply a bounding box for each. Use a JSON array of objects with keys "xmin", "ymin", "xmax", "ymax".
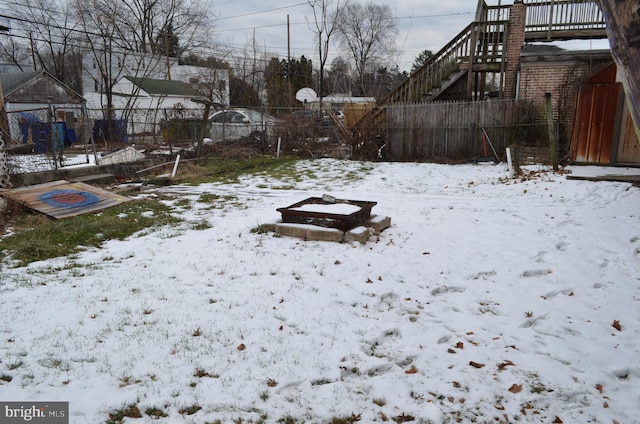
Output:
[
  {"xmin": 92, "ymin": 119, "xmax": 128, "ymax": 143},
  {"xmin": 18, "ymin": 112, "xmax": 77, "ymax": 152}
]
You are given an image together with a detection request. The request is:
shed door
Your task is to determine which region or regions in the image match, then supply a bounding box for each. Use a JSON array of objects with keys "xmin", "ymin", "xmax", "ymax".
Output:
[{"xmin": 571, "ymin": 82, "xmax": 620, "ymax": 164}]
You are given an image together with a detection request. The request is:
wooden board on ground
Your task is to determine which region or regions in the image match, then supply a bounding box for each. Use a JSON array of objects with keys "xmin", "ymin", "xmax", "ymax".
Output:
[
  {"xmin": 566, "ymin": 174, "xmax": 640, "ymax": 186},
  {"xmin": 0, "ymin": 180, "xmax": 131, "ymax": 219}
]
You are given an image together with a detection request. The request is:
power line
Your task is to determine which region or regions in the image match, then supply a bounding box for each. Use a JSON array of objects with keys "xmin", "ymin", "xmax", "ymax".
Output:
[
  {"xmin": 0, "ymin": 4, "xmax": 467, "ymax": 72},
  {"xmin": 216, "ymin": 2, "xmax": 307, "ymax": 20}
]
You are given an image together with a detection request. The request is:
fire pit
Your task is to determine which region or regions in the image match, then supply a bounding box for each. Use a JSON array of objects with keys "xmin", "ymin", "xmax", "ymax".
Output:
[{"xmin": 277, "ymin": 196, "xmax": 377, "ymax": 232}]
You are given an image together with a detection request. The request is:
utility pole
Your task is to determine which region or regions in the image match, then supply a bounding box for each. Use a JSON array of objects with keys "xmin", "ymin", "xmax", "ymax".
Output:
[{"xmin": 287, "ymin": 15, "xmax": 292, "ymax": 109}]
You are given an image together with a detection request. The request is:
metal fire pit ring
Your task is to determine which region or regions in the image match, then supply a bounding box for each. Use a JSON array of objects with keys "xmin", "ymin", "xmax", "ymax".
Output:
[{"xmin": 277, "ymin": 197, "xmax": 377, "ymax": 232}]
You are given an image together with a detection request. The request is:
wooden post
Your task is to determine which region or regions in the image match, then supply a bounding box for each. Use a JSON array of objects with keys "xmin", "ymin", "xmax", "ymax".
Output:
[
  {"xmin": 545, "ymin": 93, "xmax": 558, "ymax": 170},
  {"xmin": 195, "ymin": 102, "xmax": 211, "ymax": 159}
]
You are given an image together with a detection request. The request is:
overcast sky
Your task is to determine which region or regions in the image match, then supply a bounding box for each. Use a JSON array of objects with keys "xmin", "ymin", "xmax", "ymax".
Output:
[
  {"xmin": 209, "ymin": 0, "xmax": 610, "ymax": 74},
  {"xmin": 210, "ymin": 0, "xmax": 477, "ymax": 73}
]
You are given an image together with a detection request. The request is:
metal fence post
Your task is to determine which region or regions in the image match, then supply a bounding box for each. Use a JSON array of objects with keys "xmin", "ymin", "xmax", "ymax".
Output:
[{"xmin": 0, "ymin": 128, "xmax": 10, "ymax": 189}]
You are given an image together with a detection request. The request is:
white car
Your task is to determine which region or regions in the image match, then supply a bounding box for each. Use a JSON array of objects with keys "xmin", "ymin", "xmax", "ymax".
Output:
[{"xmin": 208, "ymin": 109, "xmax": 278, "ymax": 142}]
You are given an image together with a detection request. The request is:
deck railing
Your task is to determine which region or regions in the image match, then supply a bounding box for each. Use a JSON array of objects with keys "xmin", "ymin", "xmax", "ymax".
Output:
[
  {"xmin": 525, "ymin": 0, "xmax": 605, "ymax": 39},
  {"xmin": 359, "ymin": 0, "xmax": 606, "ymax": 127}
]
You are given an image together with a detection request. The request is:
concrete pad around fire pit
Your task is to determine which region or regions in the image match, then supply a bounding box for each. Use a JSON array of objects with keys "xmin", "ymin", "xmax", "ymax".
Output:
[
  {"xmin": 274, "ymin": 223, "xmax": 308, "ymax": 239},
  {"xmin": 306, "ymin": 226, "xmax": 344, "ymax": 243},
  {"xmin": 344, "ymin": 226, "xmax": 371, "ymax": 244},
  {"xmin": 367, "ymin": 215, "xmax": 391, "ymax": 234},
  {"xmin": 274, "ymin": 222, "xmax": 369, "ymax": 244}
]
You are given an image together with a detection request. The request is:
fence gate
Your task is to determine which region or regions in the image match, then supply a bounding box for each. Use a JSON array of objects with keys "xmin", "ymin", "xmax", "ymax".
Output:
[{"xmin": 5, "ymin": 103, "xmax": 98, "ymax": 174}]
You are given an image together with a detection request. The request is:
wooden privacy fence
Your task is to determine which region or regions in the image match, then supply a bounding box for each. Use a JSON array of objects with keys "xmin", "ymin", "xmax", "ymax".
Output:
[{"xmin": 384, "ymin": 99, "xmax": 538, "ymax": 161}]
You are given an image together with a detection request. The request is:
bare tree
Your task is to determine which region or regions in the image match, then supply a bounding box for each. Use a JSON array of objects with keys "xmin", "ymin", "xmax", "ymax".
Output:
[
  {"xmin": 10, "ymin": 0, "xmax": 79, "ymax": 88},
  {"xmin": 0, "ymin": 38, "xmax": 31, "ymax": 71},
  {"xmin": 117, "ymin": 0, "xmax": 214, "ymax": 64},
  {"xmin": 595, "ymin": 0, "xmax": 640, "ymax": 141},
  {"xmin": 325, "ymin": 56, "xmax": 352, "ymax": 94},
  {"xmin": 307, "ymin": 0, "xmax": 346, "ymax": 104},
  {"xmin": 70, "ymin": 0, "xmax": 132, "ymax": 118},
  {"xmin": 229, "ymin": 31, "xmax": 269, "ymax": 107},
  {"xmin": 70, "ymin": 0, "xmax": 215, "ymax": 119},
  {"xmin": 334, "ymin": 1, "xmax": 398, "ymax": 96}
]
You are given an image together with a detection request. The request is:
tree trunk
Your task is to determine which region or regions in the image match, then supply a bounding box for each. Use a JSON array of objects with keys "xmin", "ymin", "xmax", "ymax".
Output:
[{"xmin": 595, "ymin": 0, "xmax": 640, "ymax": 142}]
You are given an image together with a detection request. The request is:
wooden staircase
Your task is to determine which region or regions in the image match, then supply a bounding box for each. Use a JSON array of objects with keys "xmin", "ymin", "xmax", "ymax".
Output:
[{"xmin": 362, "ymin": 0, "xmax": 607, "ymax": 126}]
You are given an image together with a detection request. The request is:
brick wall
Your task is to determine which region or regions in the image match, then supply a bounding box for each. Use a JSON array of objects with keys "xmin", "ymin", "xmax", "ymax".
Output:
[
  {"xmin": 519, "ymin": 54, "xmax": 613, "ymax": 150},
  {"xmin": 503, "ymin": 1, "xmax": 527, "ymax": 99}
]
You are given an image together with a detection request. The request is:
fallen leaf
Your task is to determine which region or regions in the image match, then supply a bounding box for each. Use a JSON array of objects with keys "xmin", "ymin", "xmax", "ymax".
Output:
[
  {"xmin": 351, "ymin": 412, "xmax": 362, "ymax": 421},
  {"xmin": 392, "ymin": 413, "xmax": 415, "ymax": 423},
  {"xmin": 508, "ymin": 384, "xmax": 523, "ymax": 393},
  {"xmin": 366, "ymin": 278, "xmax": 374, "ymax": 284},
  {"xmin": 494, "ymin": 403, "xmax": 505, "ymax": 410},
  {"xmin": 422, "ymin": 251, "xmax": 430, "ymax": 255},
  {"xmin": 467, "ymin": 331, "xmax": 474, "ymax": 335},
  {"xmin": 595, "ymin": 383, "xmax": 603, "ymax": 393},
  {"xmin": 552, "ymin": 416, "xmax": 563, "ymax": 423},
  {"xmin": 568, "ymin": 291, "xmax": 574, "ymax": 296},
  {"xmin": 497, "ymin": 360, "xmax": 515, "ymax": 371},
  {"xmin": 448, "ymin": 396, "xmax": 455, "ymax": 403},
  {"xmin": 447, "ymin": 348, "xmax": 456, "ymax": 354},
  {"xmin": 612, "ymin": 320, "xmax": 622, "ymax": 331},
  {"xmin": 404, "ymin": 365, "xmax": 418, "ymax": 374},
  {"xmin": 603, "ymin": 401, "xmax": 609, "ymax": 408},
  {"xmin": 469, "ymin": 361, "xmax": 485, "ymax": 369},
  {"xmin": 237, "ymin": 343, "xmax": 246, "ymax": 351},
  {"xmin": 456, "ymin": 341, "xmax": 464, "ymax": 349},
  {"xmin": 452, "ymin": 381, "xmax": 461, "ymax": 388}
]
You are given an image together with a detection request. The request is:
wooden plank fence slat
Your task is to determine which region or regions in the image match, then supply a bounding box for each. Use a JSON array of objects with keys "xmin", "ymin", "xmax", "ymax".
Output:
[{"xmin": 385, "ymin": 99, "xmax": 537, "ymax": 161}]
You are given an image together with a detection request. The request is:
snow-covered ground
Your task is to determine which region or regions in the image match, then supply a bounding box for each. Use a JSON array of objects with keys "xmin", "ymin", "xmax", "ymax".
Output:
[{"xmin": 1, "ymin": 159, "xmax": 639, "ymax": 423}]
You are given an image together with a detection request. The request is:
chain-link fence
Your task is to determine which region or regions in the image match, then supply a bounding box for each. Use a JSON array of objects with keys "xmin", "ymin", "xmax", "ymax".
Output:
[
  {"xmin": 4, "ymin": 100, "xmax": 558, "ymax": 179},
  {"xmin": 4, "ymin": 103, "xmax": 97, "ymax": 175},
  {"xmin": 84, "ymin": 106, "xmax": 353, "ymax": 159},
  {"xmin": 0, "ymin": 128, "xmax": 10, "ymax": 189}
]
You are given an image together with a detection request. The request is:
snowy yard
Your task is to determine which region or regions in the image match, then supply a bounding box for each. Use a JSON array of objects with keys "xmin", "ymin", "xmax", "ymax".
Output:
[{"xmin": 1, "ymin": 159, "xmax": 639, "ymax": 423}]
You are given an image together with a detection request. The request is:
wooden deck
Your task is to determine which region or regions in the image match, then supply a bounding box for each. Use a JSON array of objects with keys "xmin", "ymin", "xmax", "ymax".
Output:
[
  {"xmin": 0, "ymin": 180, "xmax": 131, "ymax": 219},
  {"xmin": 376, "ymin": 0, "xmax": 607, "ymax": 107}
]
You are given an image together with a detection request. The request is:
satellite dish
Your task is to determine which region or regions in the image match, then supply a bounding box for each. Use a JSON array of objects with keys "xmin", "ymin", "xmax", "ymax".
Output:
[{"xmin": 296, "ymin": 87, "xmax": 317, "ymax": 103}]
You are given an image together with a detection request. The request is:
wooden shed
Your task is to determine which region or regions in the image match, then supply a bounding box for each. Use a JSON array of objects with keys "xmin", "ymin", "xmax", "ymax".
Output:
[
  {"xmin": 1, "ymin": 71, "xmax": 84, "ymax": 106},
  {"xmin": 571, "ymin": 63, "xmax": 640, "ymax": 165},
  {"xmin": 1, "ymin": 70, "xmax": 88, "ymax": 147}
]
